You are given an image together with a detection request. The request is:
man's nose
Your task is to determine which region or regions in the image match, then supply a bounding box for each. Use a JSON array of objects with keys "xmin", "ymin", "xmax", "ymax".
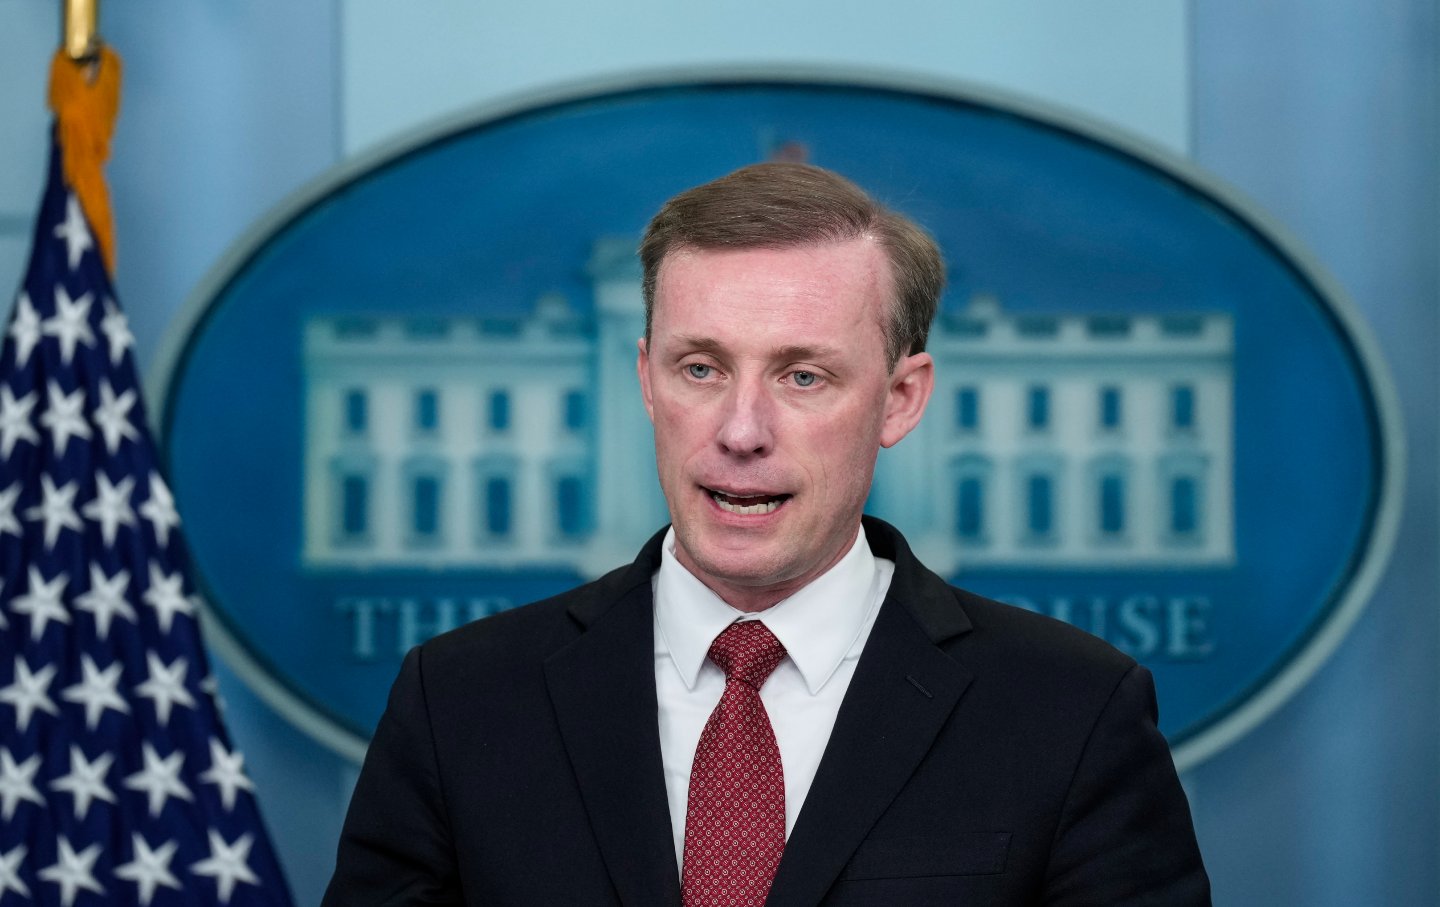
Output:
[{"xmin": 715, "ymin": 378, "xmax": 774, "ymax": 456}]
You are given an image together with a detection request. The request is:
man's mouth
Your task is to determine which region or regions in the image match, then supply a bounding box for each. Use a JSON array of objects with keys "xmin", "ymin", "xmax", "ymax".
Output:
[{"xmin": 706, "ymin": 488, "xmax": 791, "ymax": 515}]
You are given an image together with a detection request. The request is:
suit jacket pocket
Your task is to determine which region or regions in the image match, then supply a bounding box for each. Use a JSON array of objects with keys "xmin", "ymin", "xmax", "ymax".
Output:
[{"xmin": 839, "ymin": 832, "xmax": 1011, "ymax": 880}]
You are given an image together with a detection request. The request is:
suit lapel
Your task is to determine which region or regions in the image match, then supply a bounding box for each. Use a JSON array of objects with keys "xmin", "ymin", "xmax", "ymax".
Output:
[
  {"xmin": 767, "ymin": 519, "xmax": 974, "ymax": 907},
  {"xmin": 544, "ymin": 541, "xmax": 683, "ymax": 907}
]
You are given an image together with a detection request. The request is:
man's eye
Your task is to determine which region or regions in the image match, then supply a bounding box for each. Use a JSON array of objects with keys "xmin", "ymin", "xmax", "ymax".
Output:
[
  {"xmin": 792, "ymin": 371, "xmax": 817, "ymax": 387},
  {"xmin": 686, "ymin": 363, "xmax": 713, "ymax": 379}
]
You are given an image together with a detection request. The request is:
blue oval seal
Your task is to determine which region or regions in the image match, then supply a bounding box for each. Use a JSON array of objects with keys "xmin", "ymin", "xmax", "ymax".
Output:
[{"xmin": 152, "ymin": 71, "xmax": 1403, "ymax": 768}]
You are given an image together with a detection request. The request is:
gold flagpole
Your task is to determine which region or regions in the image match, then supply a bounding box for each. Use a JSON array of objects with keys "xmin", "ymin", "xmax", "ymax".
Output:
[{"xmin": 63, "ymin": 0, "xmax": 101, "ymax": 61}]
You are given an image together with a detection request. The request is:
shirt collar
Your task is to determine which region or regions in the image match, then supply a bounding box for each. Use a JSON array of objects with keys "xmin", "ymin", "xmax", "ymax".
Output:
[{"xmin": 654, "ymin": 525, "xmax": 880, "ymax": 695}]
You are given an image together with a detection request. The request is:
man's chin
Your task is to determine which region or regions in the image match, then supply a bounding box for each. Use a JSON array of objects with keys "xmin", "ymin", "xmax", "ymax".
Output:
[{"xmin": 673, "ymin": 534, "xmax": 794, "ymax": 592}]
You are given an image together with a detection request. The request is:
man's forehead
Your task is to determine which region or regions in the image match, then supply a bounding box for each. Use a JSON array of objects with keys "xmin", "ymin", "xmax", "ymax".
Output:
[{"xmin": 653, "ymin": 238, "xmax": 891, "ymax": 304}]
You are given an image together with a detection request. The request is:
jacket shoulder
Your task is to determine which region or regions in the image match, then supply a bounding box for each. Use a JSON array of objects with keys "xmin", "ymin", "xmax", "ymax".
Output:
[
  {"xmin": 944, "ymin": 586, "xmax": 1140, "ymax": 698},
  {"xmin": 867, "ymin": 516, "xmax": 1138, "ymax": 695},
  {"xmin": 415, "ymin": 559, "xmax": 646, "ymax": 680},
  {"xmin": 956, "ymin": 587, "xmax": 1134, "ymax": 661}
]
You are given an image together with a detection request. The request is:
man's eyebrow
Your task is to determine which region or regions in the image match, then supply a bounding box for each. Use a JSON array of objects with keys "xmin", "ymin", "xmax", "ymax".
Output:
[
  {"xmin": 667, "ymin": 334, "xmax": 726, "ymax": 355},
  {"xmin": 659, "ymin": 335, "xmax": 731, "ymax": 361},
  {"xmin": 773, "ymin": 344, "xmax": 844, "ymax": 362},
  {"xmin": 664, "ymin": 336, "xmax": 845, "ymax": 362}
]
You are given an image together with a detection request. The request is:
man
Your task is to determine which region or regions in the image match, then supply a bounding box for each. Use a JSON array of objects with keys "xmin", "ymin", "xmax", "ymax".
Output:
[{"xmin": 323, "ymin": 162, "xmax": 1210, "ymax": 905}]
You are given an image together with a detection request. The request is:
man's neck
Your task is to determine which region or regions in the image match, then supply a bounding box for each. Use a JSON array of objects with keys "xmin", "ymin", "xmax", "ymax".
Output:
[{"xmin": 671, "ymin": 530, "xmax": 865, "ymax": 613}]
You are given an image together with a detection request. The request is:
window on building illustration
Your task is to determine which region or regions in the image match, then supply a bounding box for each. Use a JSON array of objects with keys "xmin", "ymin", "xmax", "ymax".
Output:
[
  {"xmin": 1171, "ymin": 384, "xmax": 1196, "ymax": 431},
  {"xmin": 1027, "ymin": 474, "xmax": 1053, "ymax": 536},
  {"xmin": 330, "ymin": 455, "xmax": 376, "ymax": 547},
  {"xmin": 1027, "ymin": 386, "xmax": 1050, "ymax": 431},
  {"xmin": 333, "ymin": 317, "xmax": 377, "ymax": 339},
  {"xmin": 1099, "ymin": 386, "xmax": 1122, "ymax": 430},
  {"xmin": 563, "ymin": 390, "xmax": 586, "ymax": 432},
  {"xmin": 957, "ymin": 475, "xmax": 984, "ymax": 539},
  {"xmin": 1158, "ymin": 452, "xmax": 1208, "ymax": 547},
  {"xmin": 956, "ymin": 386, "xmax": 979, "ymax": 431},
  {"xmin": 556, "ymin": 475, "xmax": 590, "ymax": 538},
  {"xmin": 951, "ymin": 455, "xmax": 992, "ymax": 544},
  {"xmin": 405, "ymin": 318, "xmax": 449, "ymax": 339},
  {"xmin": 946, "ymin": 316, "xmax": 988, "ymax": 337},
  {"xmin": 412, "ymin": 475, "xmax": 440, "ymax": 539},
  {"xmin": 415, "ymin": 388, "xmax": 440, "ymax": 434},
  {"xmin": 1016, "ymin": 317, "xmax": 1058, "ymax": 337},
  {"xmin": 341, "ymin": 475, "xmax": 368, "ymax": 539},
  {"xmin": 1160, "ymin": 315, "xmax": 1205, "ymax": 337},
  {"xmin": 486, "ymin": 476, "xmax": 512, "ymax": 536},
  {"xmin": 344, "ymin": 389, "xmax": 368, "ymax": 435},
  {"xmin": 489, "ymin": 390, "xmax": 511, "ymax": 432},
  {"xmin": 1171, "ymin": 476, "xmax": 1198, "ymax": 536},
  {"xmin": 1087, "ymin": 316, "xmax": 1131, "ymax": 338},
  {"xmin": 1099, "ymin": 474, "xmax": 1126, "ymax": 535}
]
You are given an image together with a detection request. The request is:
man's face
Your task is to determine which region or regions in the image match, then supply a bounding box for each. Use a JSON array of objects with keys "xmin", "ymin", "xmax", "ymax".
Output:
[{"xmin": 638, "ymin": 238, "xmax": 934, "ymax": 611}]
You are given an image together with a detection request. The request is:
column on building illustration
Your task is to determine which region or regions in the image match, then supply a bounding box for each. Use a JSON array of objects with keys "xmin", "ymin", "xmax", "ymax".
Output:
[{"xmin": 588, "ymin": 236, "xmax": 670, "ymax": 571}]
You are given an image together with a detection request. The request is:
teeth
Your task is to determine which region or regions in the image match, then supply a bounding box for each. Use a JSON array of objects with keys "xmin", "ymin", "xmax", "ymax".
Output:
[{"xmin": 712, "ymin": 493, "xmax": 783, "ymax": 515}]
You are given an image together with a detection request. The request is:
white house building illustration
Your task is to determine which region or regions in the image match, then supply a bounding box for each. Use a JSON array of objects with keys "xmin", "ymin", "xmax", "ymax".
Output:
[{"xmin": 302, "ymin": 240, "xmax": 1234, "ymax": 575}]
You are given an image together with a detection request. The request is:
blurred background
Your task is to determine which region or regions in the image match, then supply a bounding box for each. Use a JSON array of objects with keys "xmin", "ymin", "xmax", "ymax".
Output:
[{"xmin": 0, "ymin": 1, "xmax": 1435, "ymax": 903}]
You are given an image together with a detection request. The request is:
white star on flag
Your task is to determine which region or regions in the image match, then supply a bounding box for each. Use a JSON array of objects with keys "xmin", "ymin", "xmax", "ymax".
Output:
[
  {"xmin": 60, "ymin": 654, "xmax": 131, "ymax": 730},
  {"xmin": 200, "ymin": 737, "xmax": 256, "ymax": 811},
  {"xmin": 52, "ymin": 194, "xmax": 94, "ymax": 270},
  {"xmin": 139, "ymin": 471, "xmax": 181, "ymax": 547},
  {"xmin": 0, "ymin": 749, "xmax": 45, "ymax": 821},
  {"xmin": 0, "ymin": 483, "xmax": 20, "ymax": 539},
  {"xmin": 82, "ymin": 471, "xmax": 137, "ymax": 547},
  {"xmin": 123, "ymin": 742, "xmax": 193, "ymax": 817},
  {"xmin": 48, "ymin": 746, "xmax": 117, "ymax": 820},
  {"xmin": 24, "ymin": 474, "xmax": 82, "ymax": 551},
  {"xmin": 99, "ymin": 297, "xmax": 135, "ymax": 365},
  {"xmin": 37, "ymin": 835, "xmax": 104, "ymax": 907},
  {"xmin": 73, "ymin": 563, "xmax": 136, "ymax": 639},
  {"xmin": 0, "ymin": 657, "xmax": 60, "ymax": 731},
  {"xmin": 0, "ymin": 844, "xmax": 30, "ymax": 901},
  {"xmin": 114, "ymin": 835, "xmax": 182, "ymax": 906},
  {"xmin": 6, "ymin": 293, "xmax": 41, "ymax": 367},
  {"xmin": 0, "ymin": 386, "xmax": 39, "ymax": 458},
  {"xmin": 143, "ymin": 561, "xmax": 194, "ymax": 632},
  {"xmin": 9, "ymin": 565, "xmax": 71, "ymax": 641},
  {"xmin": 191, "ymin": 830, "xmax": 260, "ymax": 904},
  {"xmin": 92, "ymin": 379, "xmax": 140, "ymax": 453},
  {"xmin": 39, "ymin": 380, "xmax": 91, "ymax": 455},
  {"xmin": 41, "ymin": 286, "xmax": 96, "ymax": 366},
  {"xmin": 135, "ymin": 652, "xmax": 196, "ymax": 726}
]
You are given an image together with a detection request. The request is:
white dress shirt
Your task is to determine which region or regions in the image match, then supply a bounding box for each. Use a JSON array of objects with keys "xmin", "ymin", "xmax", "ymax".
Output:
[{"xmin": 652, "ymin": 526, "xmax": 894, "ymax": 869}]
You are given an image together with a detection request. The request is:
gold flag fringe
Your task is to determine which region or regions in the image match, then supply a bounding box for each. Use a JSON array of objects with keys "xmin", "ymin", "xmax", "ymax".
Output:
[{"xmin": 47, "ymin": 45, "xmax": 121, "ymax": 274}]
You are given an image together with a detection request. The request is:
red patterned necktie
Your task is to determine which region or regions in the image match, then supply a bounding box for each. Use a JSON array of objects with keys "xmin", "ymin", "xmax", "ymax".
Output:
[{"xmin": 682, "ymin": 620, "xmax": 788, "ymax": 907}]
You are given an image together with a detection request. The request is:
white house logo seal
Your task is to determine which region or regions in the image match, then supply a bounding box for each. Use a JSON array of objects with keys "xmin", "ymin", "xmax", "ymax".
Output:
[{"xmin": 153, "ymin": 73, "xmax": 1403, "ymax": 766}]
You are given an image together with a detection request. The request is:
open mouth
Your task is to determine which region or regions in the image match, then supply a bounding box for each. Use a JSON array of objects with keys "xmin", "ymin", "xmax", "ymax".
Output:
[{"xmin": 707, "ymin": 488, "xmax": 791, "ymax": 515}]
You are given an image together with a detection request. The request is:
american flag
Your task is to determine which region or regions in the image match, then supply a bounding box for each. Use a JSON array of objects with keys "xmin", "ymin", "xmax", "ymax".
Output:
[{"xmin": 0, "ymin": 125, "xmax": 295, "ymax": 903}]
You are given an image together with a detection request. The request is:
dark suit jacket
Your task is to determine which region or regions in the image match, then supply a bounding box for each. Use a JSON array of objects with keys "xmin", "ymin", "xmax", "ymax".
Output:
[{"xmin": 323, "ymin": 518, "xmax": 1210, "ymax": 905}]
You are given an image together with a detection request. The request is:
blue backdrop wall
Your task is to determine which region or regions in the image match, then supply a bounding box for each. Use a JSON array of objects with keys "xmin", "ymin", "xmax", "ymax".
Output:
[{"xmin": 0, "ymin": 2, "xmax": 1435, "ymax": 904}]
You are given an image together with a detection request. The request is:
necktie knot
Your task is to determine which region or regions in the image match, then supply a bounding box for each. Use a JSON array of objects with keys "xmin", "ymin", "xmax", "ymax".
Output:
[{"xmin": 708, "ymin": 620, "xmax": 786, "ymax": 689}]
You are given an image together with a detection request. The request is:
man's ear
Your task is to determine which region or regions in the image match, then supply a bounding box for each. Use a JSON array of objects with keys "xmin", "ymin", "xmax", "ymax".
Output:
[
  {"xmin": 637, "ymin": 337, "xmax": 655, "ymax": 422},
  {"xmin": 879, "ymin": 352, "xmax": 934, "ymax": 448}
]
